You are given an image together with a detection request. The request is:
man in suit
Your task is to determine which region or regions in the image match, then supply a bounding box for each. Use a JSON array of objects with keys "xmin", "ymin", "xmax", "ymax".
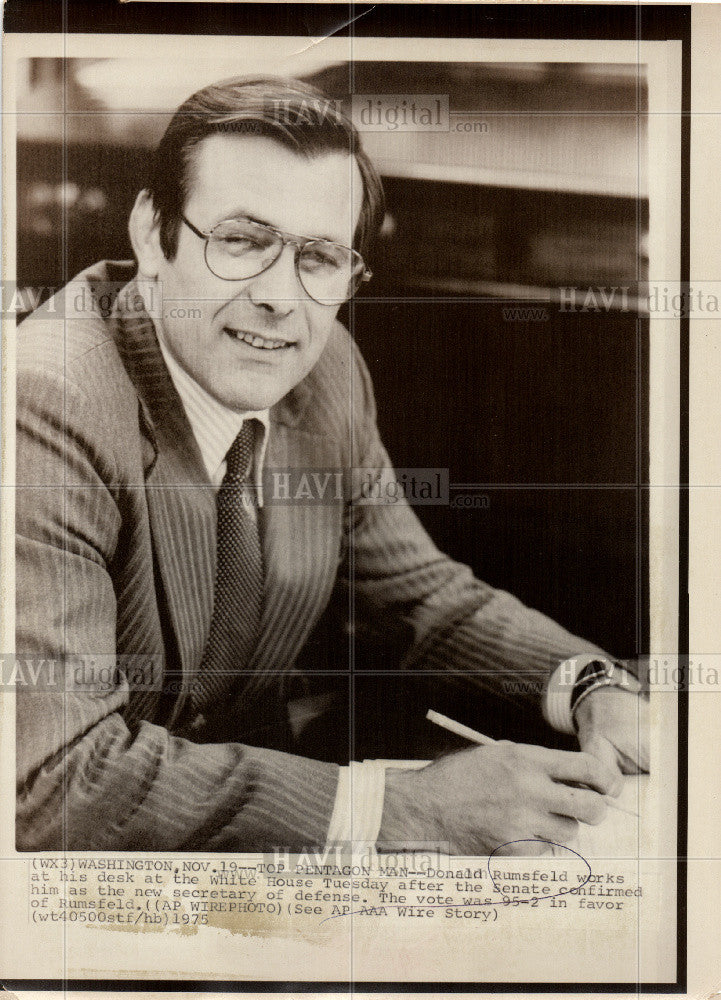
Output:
[{"xmin": 16, "ymin": 77, "xmax": 647, "ymax": 853}]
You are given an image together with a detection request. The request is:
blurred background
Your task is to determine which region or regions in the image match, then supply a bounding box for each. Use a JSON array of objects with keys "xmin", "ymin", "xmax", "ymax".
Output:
[{"xmin": 15, "ymin": 58, "xmax": 650, "ymax": 689}]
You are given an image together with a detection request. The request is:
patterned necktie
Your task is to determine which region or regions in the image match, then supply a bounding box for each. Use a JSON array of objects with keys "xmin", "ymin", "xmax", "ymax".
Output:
[{"xmin": 193, "ymin": 419, "xmax": 264, "ymax": 712}]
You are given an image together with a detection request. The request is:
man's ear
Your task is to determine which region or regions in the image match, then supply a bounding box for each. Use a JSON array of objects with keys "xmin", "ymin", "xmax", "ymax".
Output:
[{"xmin": 128, "ymin": 190, "xmax": 165, "ymax": 278}]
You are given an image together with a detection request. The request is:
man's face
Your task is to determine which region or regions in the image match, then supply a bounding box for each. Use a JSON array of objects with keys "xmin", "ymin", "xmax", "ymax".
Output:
[{"xmin": 152, "ymin": 134, "xmax": 363, "ymax": 411}]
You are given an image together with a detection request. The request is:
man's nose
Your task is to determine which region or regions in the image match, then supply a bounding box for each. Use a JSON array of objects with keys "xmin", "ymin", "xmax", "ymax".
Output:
[{"xmin": 246, "ymin": 243, "xmax": 302, "ymax": 315}]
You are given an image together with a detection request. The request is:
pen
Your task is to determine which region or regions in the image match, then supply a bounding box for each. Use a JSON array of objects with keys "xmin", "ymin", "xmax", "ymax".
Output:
[{"xmin": 425, "ymin": 709, "xmax": 639, "ymax": 818}]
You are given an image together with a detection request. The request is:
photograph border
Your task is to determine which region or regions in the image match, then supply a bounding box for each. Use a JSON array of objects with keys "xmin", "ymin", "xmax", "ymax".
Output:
[{"xmin": 1, "ymin": 1, "xmax": 691, "ymax": 994}]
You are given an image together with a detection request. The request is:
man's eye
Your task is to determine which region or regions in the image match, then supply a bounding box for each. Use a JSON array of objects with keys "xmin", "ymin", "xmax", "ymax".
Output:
[
  {"xmin": 217, "ymin": 235, "xmax": 265, "ymax": 256},
  {"xmin": 221, "ymin": 236, "xmax": 256, "ymax": 248},
  {"xmin": 302, "ymin": 248, "xmax": 343, "ymax": 270}
]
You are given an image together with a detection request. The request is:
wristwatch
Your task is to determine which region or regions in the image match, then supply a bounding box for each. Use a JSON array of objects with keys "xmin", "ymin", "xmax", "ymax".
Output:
[{"xmin": 570, "ymin": 659, "xmax": 641, "ymax": 729}]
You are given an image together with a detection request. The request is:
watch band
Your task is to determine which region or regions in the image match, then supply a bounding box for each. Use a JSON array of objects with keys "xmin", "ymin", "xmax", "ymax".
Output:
[{"xmin": 570, "ymin": 659, "xmax": 641, "ymax": 728}]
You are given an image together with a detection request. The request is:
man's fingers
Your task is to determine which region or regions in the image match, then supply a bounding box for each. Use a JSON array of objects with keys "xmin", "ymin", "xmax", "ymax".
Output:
[
  {"xmin": 536, "ymin": 812, "xmax": 580, "ymax": 846},
  {"xmin": 413, "ymin": 740, "xmax": 631, "ymax": 856},
  {"xmin": 549, "ymin": 783, "xmax": 607, "ymax": 826},
  {"xmin": 617, "ymin": 745, "xmax": 649, "ymax": 775},
  {"xmin": 492, "ymin": 837, "xmax": 554, "ymax": 857},
  {"xmin": 546, "ymin": 748, "xmax": 622, "ymax": 797},
  {"xmin": 580, "ymin": 734, "xmax": 625, "ymax": 790}
]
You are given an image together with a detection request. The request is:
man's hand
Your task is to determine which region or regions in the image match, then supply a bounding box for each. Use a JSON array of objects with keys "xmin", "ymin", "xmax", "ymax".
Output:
[
  {"xmin": 378, "ymin": 742, "xmax": 622, "ymax": 856},
  {"xmin": 574, "ymin": 687, "xmax": 650, "ymax": 776}
]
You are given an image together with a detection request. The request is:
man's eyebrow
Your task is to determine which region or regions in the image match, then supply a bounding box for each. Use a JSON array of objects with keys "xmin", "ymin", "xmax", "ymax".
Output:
[
  {"xmin": 212, "ymin": 209, "xmax": 272, "ymax": 228},
  {"xmin": 213, "ymin": 209, "xmax": 348, "ymax": 246}
]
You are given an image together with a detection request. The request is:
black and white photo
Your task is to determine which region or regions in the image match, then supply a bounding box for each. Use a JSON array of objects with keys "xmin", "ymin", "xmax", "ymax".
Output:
[{"xmin": 0, "ymin": 4, "xmax": 703, "ymax": 992}]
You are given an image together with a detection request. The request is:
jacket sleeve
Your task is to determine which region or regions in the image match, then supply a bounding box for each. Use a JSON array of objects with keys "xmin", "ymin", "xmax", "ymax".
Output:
[
  {"xmin": 343, "ymin": 339, "xmax": 614, "ymax": 718},
  {"xmin": 15, "ymin": 361, "xmax": 339, "ymax": 852}
]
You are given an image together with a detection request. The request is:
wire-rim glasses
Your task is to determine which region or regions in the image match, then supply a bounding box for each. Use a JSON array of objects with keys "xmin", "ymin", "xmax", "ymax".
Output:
[{"xmin": 182, "ymin": 215, "xmax": 372, "ymax": 307}]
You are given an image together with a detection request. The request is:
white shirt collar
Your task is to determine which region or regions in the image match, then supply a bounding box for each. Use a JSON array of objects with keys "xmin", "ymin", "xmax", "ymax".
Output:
[{"xmin": 155, "ymin": 330, "xmax": 270, "ymax": 493}]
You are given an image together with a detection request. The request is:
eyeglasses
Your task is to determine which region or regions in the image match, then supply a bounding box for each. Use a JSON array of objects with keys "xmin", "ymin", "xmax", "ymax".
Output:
[{"xmin": 182, "ymin": 215, "xmax": 372, "ymax": 307}]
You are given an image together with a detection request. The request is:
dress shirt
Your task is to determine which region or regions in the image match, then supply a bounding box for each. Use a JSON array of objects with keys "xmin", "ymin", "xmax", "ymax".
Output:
[{"xmin": 155, "ymin": 332, "xmax": 269, "ymax": 493}]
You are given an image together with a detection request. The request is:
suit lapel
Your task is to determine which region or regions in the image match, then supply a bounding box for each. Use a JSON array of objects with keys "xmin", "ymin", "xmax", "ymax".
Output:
[{"xmin": 111, "ymin": 303, "xmax": 217, "ymax": 692}]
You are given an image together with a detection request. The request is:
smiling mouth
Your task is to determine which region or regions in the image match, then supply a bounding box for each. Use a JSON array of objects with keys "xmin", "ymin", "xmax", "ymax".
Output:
[{"xmin": 223, "ymin": 326, "xmax": 295, "ymax": 351}]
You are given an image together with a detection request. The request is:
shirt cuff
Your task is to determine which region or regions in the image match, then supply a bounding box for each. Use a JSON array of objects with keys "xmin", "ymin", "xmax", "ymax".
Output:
[
  {"xmin": 543, "ymin": 654, "xmax": 619, "ymax": 735},
  {"xmin": 325, "ymin": 761, "xmax": 387, "ymax": 849}
]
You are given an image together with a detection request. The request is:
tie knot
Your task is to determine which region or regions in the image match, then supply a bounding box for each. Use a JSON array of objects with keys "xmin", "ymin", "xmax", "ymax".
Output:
[{"xmin": 224, "ymin": 420, "xmax": 257, "ymax": 483}]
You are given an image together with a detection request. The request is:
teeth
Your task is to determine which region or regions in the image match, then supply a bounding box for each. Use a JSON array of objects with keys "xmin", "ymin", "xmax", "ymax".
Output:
[{"xmin": 227, "ymin": 328, "xmax": 291, "ymax": 350}]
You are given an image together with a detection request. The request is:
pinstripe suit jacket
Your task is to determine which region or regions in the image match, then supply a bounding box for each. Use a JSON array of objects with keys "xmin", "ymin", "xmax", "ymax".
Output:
[{"xmin": 15, "ymin": 260, "xmax": 605, "ymax": 851}]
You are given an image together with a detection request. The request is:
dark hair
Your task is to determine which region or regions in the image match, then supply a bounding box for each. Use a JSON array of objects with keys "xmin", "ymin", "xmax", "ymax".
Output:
[{"xmin": 147, "ymin": 75, "xmax": 385, "ymax": 260}]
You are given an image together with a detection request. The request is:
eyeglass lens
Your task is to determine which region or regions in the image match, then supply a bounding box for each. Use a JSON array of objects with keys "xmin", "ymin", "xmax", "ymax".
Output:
[{"xmin": 206, "ymin": 218, "xmax": 364, "ymax": 305}]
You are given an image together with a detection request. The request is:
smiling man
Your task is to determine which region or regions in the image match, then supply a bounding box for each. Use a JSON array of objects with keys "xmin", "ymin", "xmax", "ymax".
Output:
[
  {"xmin": 16, "ymin": 77, "xmax": 647, "ymax": 854},
  {"xmin": 139, "ymin": 132, "xmax": 367, "ymax": 411}
]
